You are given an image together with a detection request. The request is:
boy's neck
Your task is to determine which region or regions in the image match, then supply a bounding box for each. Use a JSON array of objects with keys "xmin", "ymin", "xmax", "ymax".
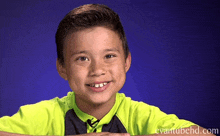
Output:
[{"xmin": 75, "ymin": 94, "xmax": 116, "ymax": 120}]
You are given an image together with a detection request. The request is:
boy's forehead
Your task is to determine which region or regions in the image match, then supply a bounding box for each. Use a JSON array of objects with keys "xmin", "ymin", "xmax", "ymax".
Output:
[{"xmin": 64, "ymin": 27, "xmax": 123, "ymax": 53}]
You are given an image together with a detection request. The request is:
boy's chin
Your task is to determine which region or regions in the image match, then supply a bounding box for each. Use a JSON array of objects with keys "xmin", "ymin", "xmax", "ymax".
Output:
[{"xmin": 88, "ymin": 93, "xmax": 117, "ymax": 106}]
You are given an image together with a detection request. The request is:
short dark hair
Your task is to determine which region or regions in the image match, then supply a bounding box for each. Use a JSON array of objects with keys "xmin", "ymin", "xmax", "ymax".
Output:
[{"xmin": 55, "ymin": 4, "xmax": 129, "ymax": 66}]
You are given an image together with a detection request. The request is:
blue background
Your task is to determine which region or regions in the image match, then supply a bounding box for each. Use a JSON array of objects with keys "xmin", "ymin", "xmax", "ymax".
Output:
[{"xmin": 0, "ymin": 0, "xmax": 220, "ymax": 132}]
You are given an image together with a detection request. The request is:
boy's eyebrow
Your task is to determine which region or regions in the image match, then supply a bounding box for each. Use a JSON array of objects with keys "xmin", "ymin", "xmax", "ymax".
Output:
[
  {"xmin": 71, "ymin": 50, "xmax": 89, "ymax": 56},
  {"xmin": 104, "ymin": 48, "xmax": 120, "ymax": 53}
]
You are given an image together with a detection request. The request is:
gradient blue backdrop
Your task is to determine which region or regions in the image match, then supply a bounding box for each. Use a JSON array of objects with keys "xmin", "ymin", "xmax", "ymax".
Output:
[{"xmin": 0, "ymin": 0, "xmax": 220, "ymax": 132}]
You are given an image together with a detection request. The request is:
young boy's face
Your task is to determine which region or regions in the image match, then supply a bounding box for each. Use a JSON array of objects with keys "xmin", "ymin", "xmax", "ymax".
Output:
[{"xmin": 57, "ymin": 26, "xmax": 131, "ymax": 106}]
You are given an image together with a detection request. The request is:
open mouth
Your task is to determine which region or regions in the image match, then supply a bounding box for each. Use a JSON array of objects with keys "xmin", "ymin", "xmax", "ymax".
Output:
[{"xmin": 86, "ymin": 81, "xmax": 110, "ymax": 88}]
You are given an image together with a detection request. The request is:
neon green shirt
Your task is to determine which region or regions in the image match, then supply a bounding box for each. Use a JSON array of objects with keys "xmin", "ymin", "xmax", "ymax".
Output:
[{"xmin": 0, "ymin": 92, "xmax": 195, "ymax": 135}]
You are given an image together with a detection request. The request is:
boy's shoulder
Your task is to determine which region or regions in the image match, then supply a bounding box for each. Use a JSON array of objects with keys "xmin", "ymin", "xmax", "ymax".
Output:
[
  {"xmin": 116, "ymin": 92, "xmax": 157, "ymax": 113},
  {"xmin": 115, "ymin": 93, "xmax": 196, "ymax": 135},
  {"xmin": 0, "ymin": 92, "xmax": 74, "ymax": 135},
  {"xmin": 20, "ymin": 91, "xmax": 74, "ymax": 114}
]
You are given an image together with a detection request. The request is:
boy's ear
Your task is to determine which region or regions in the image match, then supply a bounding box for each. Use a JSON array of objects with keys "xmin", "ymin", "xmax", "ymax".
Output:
[
  {"xmin": 56, "ymin": 59, "xmax": 68, "ymax": 80},
  {"xmin": 125, "ymin": 52, "xmax": 131, "ymax": 72}
]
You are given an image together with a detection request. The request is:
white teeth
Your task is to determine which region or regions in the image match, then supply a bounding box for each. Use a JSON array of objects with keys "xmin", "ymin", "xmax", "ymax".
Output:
[
  {"xmin": 90, "ymin": 82, "xmax": 108, "ymax": 88},
  {"xmin": 99, "ymin": 83, "xmax": 103, "ymax": 87}
]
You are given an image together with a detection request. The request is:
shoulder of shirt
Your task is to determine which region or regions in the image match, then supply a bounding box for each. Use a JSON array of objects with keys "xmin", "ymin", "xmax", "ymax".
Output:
[
  {"xmin": 116, "ymin": 93, "xmax": 196, "ymax": 135},
  {"xmin": 42, "ymin": 91, "xmax": 74, "ymax": 113},
  {"xmin": 16, "ymin": 91, "xmax": 74, "ymax": 117},
  {"xmin": 116, "ymin": 93, "xmax": 162, "ymax": 134},
  {"xmin": 116, "ymin": 92, "xmax": 158, "ymax": 113},
  {"xmin": 0, "ymin": 92, "xmax": 74, "ymax": 135}
]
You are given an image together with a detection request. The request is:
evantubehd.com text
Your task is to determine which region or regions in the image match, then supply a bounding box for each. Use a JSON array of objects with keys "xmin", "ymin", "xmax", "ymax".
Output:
[{"xmin": 155, "ymin": 126, "xmax": 219, "ymax": 135}]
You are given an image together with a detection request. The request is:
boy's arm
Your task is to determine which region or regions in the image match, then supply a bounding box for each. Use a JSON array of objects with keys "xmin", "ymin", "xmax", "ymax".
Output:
[
  {"xmin": 0, "ymin": 131, "xmax": 29, "ymax": 136},
  {"xmin": 0, "ymin": 131, "xmax": 130, "ymax": 136},
  {"xmin": 0, "ymin": 126, "xmax": 216, "ymax": 136}
]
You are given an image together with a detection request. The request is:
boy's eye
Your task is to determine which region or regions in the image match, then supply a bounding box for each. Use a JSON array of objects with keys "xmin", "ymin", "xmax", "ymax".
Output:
[
  {"xmin": 105, "ymin": 54, "xmax": 116, "ymax": 59},
  {"xmin": 76, "ymin": 57, "xmax": 89, "ymax": 61}
]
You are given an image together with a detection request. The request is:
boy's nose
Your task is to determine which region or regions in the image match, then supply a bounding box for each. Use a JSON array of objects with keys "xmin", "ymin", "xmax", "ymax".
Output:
[{"xmin": 89, "ymin": 61, "xmax": 106, "ymax": 77}]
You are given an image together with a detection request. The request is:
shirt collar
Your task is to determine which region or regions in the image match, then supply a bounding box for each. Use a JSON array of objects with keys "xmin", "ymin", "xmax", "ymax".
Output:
[{"xmin": 70, "ymin": 92, "xmax": 122, "ymax": 125}]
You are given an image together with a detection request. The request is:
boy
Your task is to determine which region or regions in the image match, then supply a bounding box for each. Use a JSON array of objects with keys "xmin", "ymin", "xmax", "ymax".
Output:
[{"xmin": 0, "ymin": 4, "xmax": 214, "ymax": 136}]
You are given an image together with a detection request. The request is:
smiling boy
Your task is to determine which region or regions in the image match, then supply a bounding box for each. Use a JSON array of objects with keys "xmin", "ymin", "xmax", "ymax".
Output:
[{"xmin": 0, "ymin": 4, "xmax": 215, "ymax": 136}]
